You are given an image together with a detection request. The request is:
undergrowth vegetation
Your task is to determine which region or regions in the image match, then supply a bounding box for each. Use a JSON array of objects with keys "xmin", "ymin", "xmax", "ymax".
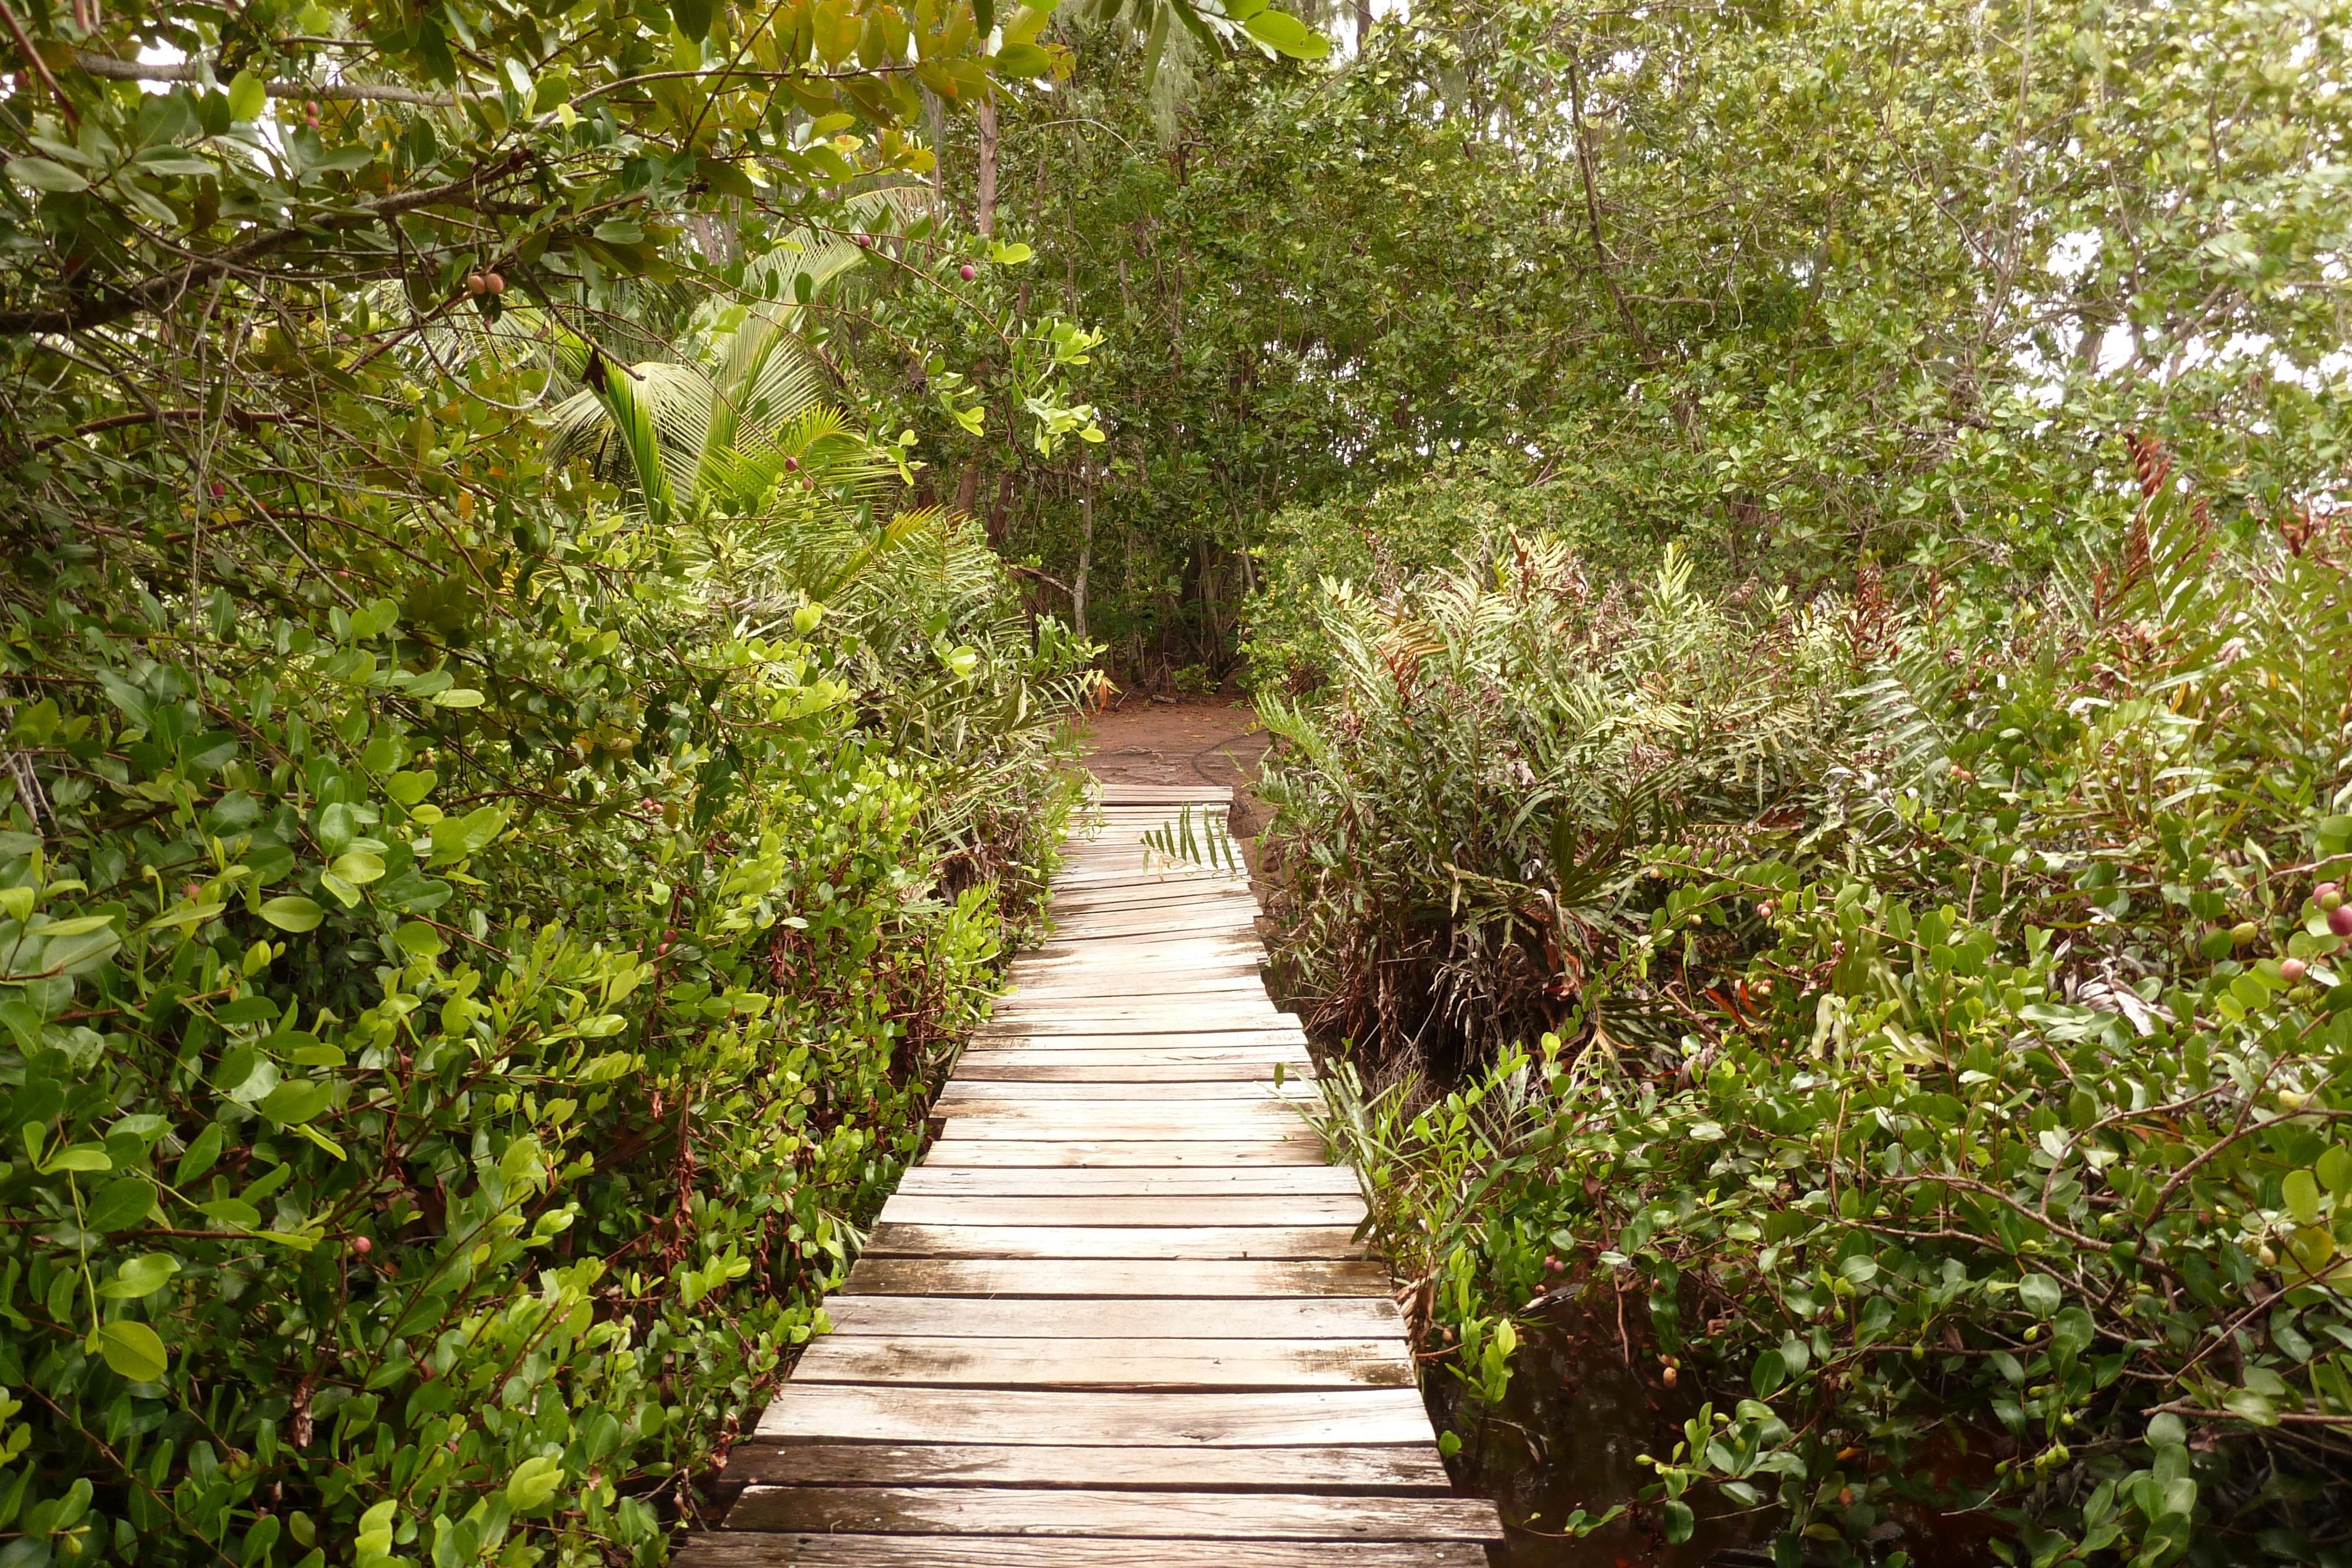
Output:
[{"xmin": 1271, "ymin": 494, "xmax": 2352, "ymax": 1566}]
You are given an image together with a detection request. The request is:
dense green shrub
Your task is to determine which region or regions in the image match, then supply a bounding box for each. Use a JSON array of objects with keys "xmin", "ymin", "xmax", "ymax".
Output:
[
  {"xmin": 0, "ymin": 398, "xmax": 1087, "ymax": 1566},
  {"xmin": 0, "ymin": 209, "xmax": 1091, "ymax": 1568},
  {"xmin": 1270, "ymin": 509, "xmax": 2352, "ymax": 1566}
]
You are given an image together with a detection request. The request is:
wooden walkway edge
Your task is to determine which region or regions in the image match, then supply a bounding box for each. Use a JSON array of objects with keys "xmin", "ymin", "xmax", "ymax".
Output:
[{"xmin": 680, "ymin": 783, "xmax": 1504, "ymax": 1566}]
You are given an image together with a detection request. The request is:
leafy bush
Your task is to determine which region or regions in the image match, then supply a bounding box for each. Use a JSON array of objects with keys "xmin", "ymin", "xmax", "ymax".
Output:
[
  {"xmin": 1272, "ymin": 507, "xmax": 2352, "ymax": 1566},
  {"xmin": 0, "ymin": 409, "xmax": 1085, "ymax": 1567},
  {"xmin": 1255, "ymin": 535, "xmax": 1850, "ymax": 1069}
]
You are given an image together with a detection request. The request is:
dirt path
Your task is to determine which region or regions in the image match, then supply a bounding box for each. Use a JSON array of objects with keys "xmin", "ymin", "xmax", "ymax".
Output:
[
  {"xmin": 1073, "ymin": 696, "xmax": 1275, "ymax": 867},
  {"xmin": 1074, "ymin": 697, "xmax": 1268, "ymax": 794}
]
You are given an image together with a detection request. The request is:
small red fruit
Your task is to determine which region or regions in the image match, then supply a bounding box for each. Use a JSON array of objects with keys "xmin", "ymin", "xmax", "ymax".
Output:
[
  {"xmin": 958, "ymin": 263, "xmax": 976, "ymax": 281},
  {"xmin": 466, "ymin": 273, "xmax": 486, "ymax": 296},
  {"xmin": 784, "ymin": 456, "xmax": 799, "ymax": 471},
  {"xmin": 209, "ymin": 481, "xmax": 225, "ymax": 497},
  {"xmin": 2281, "ymin": 957, "xmax": 2308, "ymax": 982},
  {"xmin": 352, "ymin": 1236, "xmax": 372, "ymax": 1256},
  {"xmin": 2329, "ymin": 905, "xmax": 2352, "ymax": 938},
  {"xmin": 485, "ymin": 272, "xmax": 506, "ymax": 295},
  {"xmin": 853, "ymin": 232, "xmax": 872, "ymax": 248}
]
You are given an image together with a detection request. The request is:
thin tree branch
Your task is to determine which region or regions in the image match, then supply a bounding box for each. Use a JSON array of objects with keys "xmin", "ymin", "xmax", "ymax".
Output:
[{"xmin": 72, "ymin": 52, "xmax": 456, "ymax": 105}]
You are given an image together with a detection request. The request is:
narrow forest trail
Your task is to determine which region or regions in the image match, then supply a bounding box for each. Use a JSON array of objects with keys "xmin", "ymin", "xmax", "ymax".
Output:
[{"xmin": 679, "ymin": 767, "xmax": 1504, "ymax": 1564}]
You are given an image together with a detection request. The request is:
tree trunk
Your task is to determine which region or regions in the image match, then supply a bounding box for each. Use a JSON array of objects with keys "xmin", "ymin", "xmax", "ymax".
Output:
[
  {"xmin": 953, "ymin": 464, "xmax": 981, "ymax": 519},
  {"xmin": 1075, "ymin": 466, "xmax": 1094, "ymax": 640},
  {"xmin": 1355, "ymin": 0, "xmax": 1371, "ymax": 51},
  {"xmin": 974, "ymin": 96, "xmax": 998, "ymax": 238},
  {"xmin": 924, "ymin": 89, "xmax": 946, "ymax": 219},
  {"xmin": 990, "ymin": 471, "xmax": 1013, "ymax": 546}
]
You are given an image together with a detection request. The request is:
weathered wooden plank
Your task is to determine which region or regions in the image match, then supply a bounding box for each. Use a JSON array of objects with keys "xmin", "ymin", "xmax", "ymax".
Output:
[
  {"xmin": 814, "ymin": 1295, "xmax": 1401, "ymax": 1339},
  {"xmin": 1048, "ymin": 888, "xmax": 1258, "ymax": 912},
  {"xmin": 968, "ymin": 1029, "xmax": 1308, "ymax": 1049},
  {"xmin": 840, "ymin": 1257, "xmax": 1389, "ymax": 1296},
  {"xmin": 1005, "ymin": 969, "xmax": 1269, "ymax": 991},
  {"xmin": 936, "ymin": 1096, "xmax": 1312, "ymax": 1121},
  {"xmin": 894, "ymin": 1166, "xmax": 1360, "ymax": 1198},
  {"xmin": 1010, "ymin": 952, "xmax": 1264, "ymax": 972},
  {"xmin": 724, "ymin": 1487, "xmax": 1502, "ymax": 1542},
  {"xmin": 953, "ymin": 1051, "xmax": 1311, "ymax": 1072},
  {"xmin": 961, "ymin": 1037, "xmax": 1309, "ymax": 1055},
  {"xmin": 679, "ymin": 1536, "xmax": 1488, "ymax": 1567},
  {"xmin": 1038, "ymin": 878, "xmax": 1252, "ymax": 900},
  {"xmin": 1032, "ymin": 918, "xmax": 1264, "ymax": 942},
  {"xmin": 790, "ymin": 1336, "xmax": 1411, "ymax": 1390},
  {"xmin": 1001, "ymin": 957, "xmax": 1269, "ymax": 979},
  {"xmin": 956, "ymin": 1060, "xmax": 1311, "ymax": 1082},
  {"xmin": 862, "ymin": 1223, "xmax": 1362, "ymax": 1260},
  {"xmin": 937, "ymin": 1081, "xmax": 1317, "ymax": 1104},
  {"xmin": 1008, "ymin": 960, "xmax": 1274, "ymax": 983},
  {"xmin": 880, "ymin": 1194, "xmax": 1361, "ymax": 1226},
  {"xmin": 937, "ymin": 1125, "xmax": 1320, "ymax": 1148},
  {"xmin": 999, "ymin": 984, "xmax": 1275, "ymax": 1007},
  {"xmin": 719, "ymin": 1439, "xmax": 1445, "ymax": 1492},
  {"xmin": 919, "ymin": 1139, "xmax": 1329, "ymax": 1166},
  {"xmin": 977, "ymin": 1012, "xmax": 1302, "ymax": 1036},
  {"xmin": 678, "ymin": 1537, "xmax": 1488, "ymax": 1567},
  {"xmin": 934, "ymin": 1101, "xmax": 1314, "ymax": 1128},
  {"xmin": 752, "ymin": 1386, "xmax": 1436, "ymax": 1446}
]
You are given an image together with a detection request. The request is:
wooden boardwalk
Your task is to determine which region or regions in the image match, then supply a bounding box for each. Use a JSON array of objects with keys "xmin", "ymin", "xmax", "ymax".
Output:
[{"xmin": 683, "ymin": 783, "xmax": 1504, "ymax": 1566}]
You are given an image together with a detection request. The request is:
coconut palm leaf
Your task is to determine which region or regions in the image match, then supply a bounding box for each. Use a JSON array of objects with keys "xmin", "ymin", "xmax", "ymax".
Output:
[{"xmin": 580, "ymin": 349, "xmax": 677, "ymax": 530}]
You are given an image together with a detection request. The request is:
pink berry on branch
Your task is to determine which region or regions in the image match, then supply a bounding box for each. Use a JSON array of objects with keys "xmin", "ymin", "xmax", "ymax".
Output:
[
  {"xmin": 2327, "ymin": 904, "xmax": 2352, "ymax": 938},
  {"xmin": 2281, "ymin": 957, "xmax": 2308, "ymax": 982},
  {"xmin": 959, "ymin": 263, "xmax": 976, "ymax": 282}
]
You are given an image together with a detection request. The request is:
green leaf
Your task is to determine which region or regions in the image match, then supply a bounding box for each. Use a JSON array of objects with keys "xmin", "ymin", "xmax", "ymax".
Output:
[
  {"xmin": 330, "ymin": 851, "xmax": 386, "ymax": 886},
  {"xmin": 1661, "ymin": 1499, "xmax": 1695, "ymax": 1546},
  {"xmin": 429, "ymin": 687, "xmax": 485, "ymax": 708},
  {"xmin": 506, "ymin": 1453, "xmax": 564, "ymax": 1511},
  {"xmin": 98, "ymin": 1253, "xmax": 182, "ymax": 1299},
  {"xmin": 226, "ymin": 70, "xmax": 268, "ymax": 123},
  {"xmin": 44, "ymin": 1144, "xmax": 113, "ymax": 1174},
  {"xmin": 2017, "ymin": 1275, "xmax": 2062, "ymax": 1316},
  {"xmin": 2320, "ymin": 1144, "xmax": 2352, "ymax": 1201},
  {"xmin": 2283, "ymin": 1168, "xmax": 2321, "ymax": 1226},
  {"xmin": 93, "ymin": 1319, "xmax": 169, "ymax": 1383},
  {"xmin": 1239, "ymin": 6, "xmax": 1328, "ymax": 58},
  {"xmin": 670, "ymin": 0, "xmax": 714, "ymax": 39},
  {"xmin": 1750, "ymin": 1348, "xmax": 1786, "ymax": 1396},
  {"xmin": 86, "ymin": 1176, "xmax": 158, "ymax": 1232},
  {"xmin": 260, "ymin": 896, "xmax": 325, "ymax": 932},
  {"xmin": 258, "ymin": 1078, "xmax": 333, "ymax": 1125},
  {"xmin": 176, "ymin": 1122, "xmax": 226, "ymax": 1183},
  {"xmin": 196, "ymin": 1197, "xmax": 262, "ymax": 1228},
  {"xmin": 385, "ymin": 769, "xmax": 439, "ymax": 805},
  {"xmin": 6, "ymin": 156, "xmax": 89, "ymax": 193},
  {"xmin": 2223, "ymin": 1385, "xmax": 2278, "ymax": 1426},
  {"xmin": 394, "ymin": 921, "xmax": 447, "ymax": 958}
]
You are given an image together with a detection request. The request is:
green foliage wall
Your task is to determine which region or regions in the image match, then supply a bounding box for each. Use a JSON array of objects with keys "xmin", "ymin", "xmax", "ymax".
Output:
[
  {"xmin": 1269, "ymin": 507, "xmax": 2352, "ymax": 1565},
  {"xmin": 0, "ymin": 0, "xmax": 1157, "ymax": 1553},
  {"xmin": 0, "ymin": 471, "xmax": 1087, "ymax": 1564},
  {"xmin": 954, "ymin": 0, "xmax": 2352, "ymax": 680}
]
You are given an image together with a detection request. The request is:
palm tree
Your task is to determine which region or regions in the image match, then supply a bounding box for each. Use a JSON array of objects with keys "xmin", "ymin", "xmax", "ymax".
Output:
[{"xmin": 544, "ymin": 189, "xmax": 961, "ymax": 618}]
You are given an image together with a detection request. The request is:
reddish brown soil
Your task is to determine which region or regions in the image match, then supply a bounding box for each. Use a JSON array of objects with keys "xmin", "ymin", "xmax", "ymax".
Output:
[{"xmin": 1075, "ymin": 696, "xmax": 1268, "ymax": 794}]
